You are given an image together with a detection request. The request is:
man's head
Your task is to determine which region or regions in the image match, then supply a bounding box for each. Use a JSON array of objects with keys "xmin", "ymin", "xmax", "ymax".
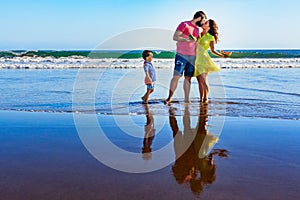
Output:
[{"xmin": 193, "ymin": 11, "xmax": 207, "ymax": 27}]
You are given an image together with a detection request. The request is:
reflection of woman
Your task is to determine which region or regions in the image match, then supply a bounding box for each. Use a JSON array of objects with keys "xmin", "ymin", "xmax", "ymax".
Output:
[
  {"xmin": 194, "ymin": 104, "xmax": 219, "ymax": 159},
  {"xmin": 170, "ymin": 104, "xmax": 228, "ymax": 196},
  {"xmin": 142, "ymin": 104, "xmax": 156, "ymax": 160},
  {"xmin": 194, "ymin": 19, "xmax": 227, "ymax": 103}
]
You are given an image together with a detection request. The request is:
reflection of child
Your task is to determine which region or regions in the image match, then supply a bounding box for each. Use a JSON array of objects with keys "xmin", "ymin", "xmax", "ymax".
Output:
[
  {"xmin": 142, "ymin": 104, "xmax": 156, "ymax": 160},
  {"xmin": 141, "ymin": 50, "xmax": 156, "ymax": 104}
]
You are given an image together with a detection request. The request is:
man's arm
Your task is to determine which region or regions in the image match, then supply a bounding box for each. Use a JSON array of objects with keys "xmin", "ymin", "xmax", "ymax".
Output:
[{"xmin": 173, "ymin": 30, "xmax": 194, "ymax": 42}]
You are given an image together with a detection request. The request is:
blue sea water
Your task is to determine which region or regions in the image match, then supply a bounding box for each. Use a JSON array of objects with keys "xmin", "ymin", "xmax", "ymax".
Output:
[
  {"xmin": 0, "ymin": 49, "xmax": 300, "ymax": 69},
  {"xmin": 1, "ymin": 49, "xmax": 300, "ymax": 59},
  {"xmin": 0, "ymin": 67, "xmax": 299, "ymax": 120}
]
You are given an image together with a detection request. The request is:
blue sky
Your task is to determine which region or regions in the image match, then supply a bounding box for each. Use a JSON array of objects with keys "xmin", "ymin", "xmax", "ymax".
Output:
[{"xmin": 1, "ymin": 0, "xmax": 299, "ymax": 50}]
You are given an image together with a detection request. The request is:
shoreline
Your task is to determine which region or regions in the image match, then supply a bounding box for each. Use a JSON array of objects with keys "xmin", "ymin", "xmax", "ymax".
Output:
[{"xmin": 0, "ymin": 109, "xmax": 299, "ymax": 121}]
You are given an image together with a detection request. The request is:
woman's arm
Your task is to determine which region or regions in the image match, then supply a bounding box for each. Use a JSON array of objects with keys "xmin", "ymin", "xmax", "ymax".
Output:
[{"xmin": 209, "ymin": 41, "xmax": 227, "ymax": 58}]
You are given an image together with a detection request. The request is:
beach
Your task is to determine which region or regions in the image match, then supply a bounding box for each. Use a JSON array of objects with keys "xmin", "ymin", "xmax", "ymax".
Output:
[
  {"xmin": 1, "ymin": 111, "xmax": 300, "ymax": 200},
  {"xmin": 3, "ymin": 0, "xmax": 300, "ymax": 197},
  {"xmin": 0, "ymin": 52, "xmax": 300, "ymax": 199}
]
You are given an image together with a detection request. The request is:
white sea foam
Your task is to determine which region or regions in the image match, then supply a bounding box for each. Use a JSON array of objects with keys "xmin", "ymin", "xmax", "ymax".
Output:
[{"xmin": 0, "ymin": 57, "xmax": 299, "ymax": 69}]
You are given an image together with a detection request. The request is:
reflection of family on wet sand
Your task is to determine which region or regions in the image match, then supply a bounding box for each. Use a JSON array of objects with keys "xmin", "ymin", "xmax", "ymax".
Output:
[{"xmin": 142, "ymin": 103, "xmax": 229, "ymax": 196}]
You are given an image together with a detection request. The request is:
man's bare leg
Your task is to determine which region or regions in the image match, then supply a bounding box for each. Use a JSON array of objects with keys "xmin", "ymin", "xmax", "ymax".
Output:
[
  {"xmin": 165, "ymin": 75, "xmax": 180, "ymax": 104},
  {"xmin": 184, "ymin": 76, "xmax": 192, "ymax": 103}
]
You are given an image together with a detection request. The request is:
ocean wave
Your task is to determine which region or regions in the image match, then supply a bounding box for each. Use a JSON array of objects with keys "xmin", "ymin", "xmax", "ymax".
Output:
[
  {"xmin": 1, "ymin": 49, "xmax": 300, "ymax": 69},
  {"xmin": 1, "ymin": 57, "xmax": 299, "ymax": 69}
]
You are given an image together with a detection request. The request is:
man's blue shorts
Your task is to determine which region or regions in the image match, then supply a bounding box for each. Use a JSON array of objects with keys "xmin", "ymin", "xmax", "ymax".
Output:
[{"xmin": 173, "ymin": 53, "xmax": 196, "ymax": 77}]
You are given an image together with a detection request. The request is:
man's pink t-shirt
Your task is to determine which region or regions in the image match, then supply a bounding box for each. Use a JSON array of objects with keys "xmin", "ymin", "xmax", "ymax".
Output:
[{"xmin": 176, "ymin": 21, "xmax": 200, "ymax": 56}]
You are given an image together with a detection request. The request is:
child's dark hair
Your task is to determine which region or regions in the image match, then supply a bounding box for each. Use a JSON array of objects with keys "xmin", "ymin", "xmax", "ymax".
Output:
[{"xmin": 142, "ymin": 50, "xmax": 153, "ymax": 60}]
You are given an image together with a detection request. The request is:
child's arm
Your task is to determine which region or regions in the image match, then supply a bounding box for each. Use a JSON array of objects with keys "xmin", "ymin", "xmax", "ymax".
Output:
[{"xmin": 145, "ymin": 71, "xmax": 153, "ymax": 84}]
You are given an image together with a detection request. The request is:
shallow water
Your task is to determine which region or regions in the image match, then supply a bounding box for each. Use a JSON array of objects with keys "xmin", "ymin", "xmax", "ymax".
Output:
[{"xmin": 0, "ymin": 68, "xmax": 299, "ymax": 120}]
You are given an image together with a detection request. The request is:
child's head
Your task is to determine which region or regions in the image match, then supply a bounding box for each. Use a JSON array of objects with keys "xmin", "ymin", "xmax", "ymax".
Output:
[{"xmin": 142, "ymin": 50, "xmax": 153, "ymax": 62}]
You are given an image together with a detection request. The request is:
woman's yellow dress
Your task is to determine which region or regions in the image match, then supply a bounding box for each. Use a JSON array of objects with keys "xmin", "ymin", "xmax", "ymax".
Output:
[{"xmin": 194, "ymin": 33, "xmax": 220, "ymax": 76}]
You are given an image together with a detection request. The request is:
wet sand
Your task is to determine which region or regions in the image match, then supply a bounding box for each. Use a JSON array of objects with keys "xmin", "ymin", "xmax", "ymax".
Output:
[{"xmin": 1, "ymin": 110, "xmax": 300, "ymax": 200}]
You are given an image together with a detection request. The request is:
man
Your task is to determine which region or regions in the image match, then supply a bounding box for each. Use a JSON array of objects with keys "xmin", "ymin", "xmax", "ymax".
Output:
[{"xmin": 164, "ymin": 11, "xmax": 207, "ymax": 104}]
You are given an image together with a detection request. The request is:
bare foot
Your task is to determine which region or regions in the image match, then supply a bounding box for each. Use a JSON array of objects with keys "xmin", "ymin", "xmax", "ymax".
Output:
[
  {"xmin": 202, "ymin": 98, "xmax": 208, "ymax": 103},
  {"xmin": 164, "ymin": 99, "xmax": 171, "ymax": 105},
  {"xmin": 141, "ymin": 97, "xmax": 148, "ymax": 104},
  {"xmin": 184, "ymin": 99, "xmax": 191, "ymax": 104},
  {"xmin": 201, "ymin": 99, "xmax": 208, "ymax": 105}
]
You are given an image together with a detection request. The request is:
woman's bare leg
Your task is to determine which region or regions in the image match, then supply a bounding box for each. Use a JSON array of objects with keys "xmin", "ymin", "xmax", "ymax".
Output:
[
  {"xmin": 196, "ymin": 75, "xmax": 204, "ymax": 102},
  {"xmin": 201, "ymin": 73, "xmax": 209, "ymax": 102}
]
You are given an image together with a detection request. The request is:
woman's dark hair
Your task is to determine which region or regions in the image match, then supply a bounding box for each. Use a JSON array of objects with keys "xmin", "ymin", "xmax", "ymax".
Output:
[
  {"xmin": 142, "ymin": 50, "xmax": 153, "ymax": 60},
  {"xmin": 208, "ymin": 19, "xmax": 219, "ymax": 43}
]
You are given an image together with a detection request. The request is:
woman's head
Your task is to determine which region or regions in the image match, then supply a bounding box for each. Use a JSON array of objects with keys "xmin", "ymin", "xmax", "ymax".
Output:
[{"xmin": 202, "ymin": 19, "xmax": 219, "ymax": 43}]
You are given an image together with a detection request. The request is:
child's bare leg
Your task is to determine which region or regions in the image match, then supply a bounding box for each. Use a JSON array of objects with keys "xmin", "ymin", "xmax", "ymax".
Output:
[{"xmin": 142, "ymin": 89, "xmax": 153, "ymax": 104}]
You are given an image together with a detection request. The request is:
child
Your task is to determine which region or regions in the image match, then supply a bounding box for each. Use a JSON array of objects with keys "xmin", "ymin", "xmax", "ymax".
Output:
[{"xmin": 141, "ymin": 50, "xmax": 156, "ymax": 104}]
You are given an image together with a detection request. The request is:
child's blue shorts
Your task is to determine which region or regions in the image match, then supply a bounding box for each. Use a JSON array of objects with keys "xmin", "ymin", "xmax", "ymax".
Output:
[{"xmin": 147, "ymin": 83, "xmax": 154, "ymax": 90}]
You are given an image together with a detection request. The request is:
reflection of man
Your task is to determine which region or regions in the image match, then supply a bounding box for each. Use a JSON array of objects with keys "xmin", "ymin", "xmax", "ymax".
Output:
[
  {"xmin": 142, "ymin": 104, "xmax": 156, "ymax": 160},
  {"xmin": 169, "ymin": 104, "xmax": 228, "ymax": 196}
]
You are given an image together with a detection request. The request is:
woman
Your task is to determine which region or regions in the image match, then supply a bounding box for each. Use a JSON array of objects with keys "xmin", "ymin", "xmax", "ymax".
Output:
[{"xmin": 194, "ymin": 19, "xmax": 227, "ymax": 103}]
